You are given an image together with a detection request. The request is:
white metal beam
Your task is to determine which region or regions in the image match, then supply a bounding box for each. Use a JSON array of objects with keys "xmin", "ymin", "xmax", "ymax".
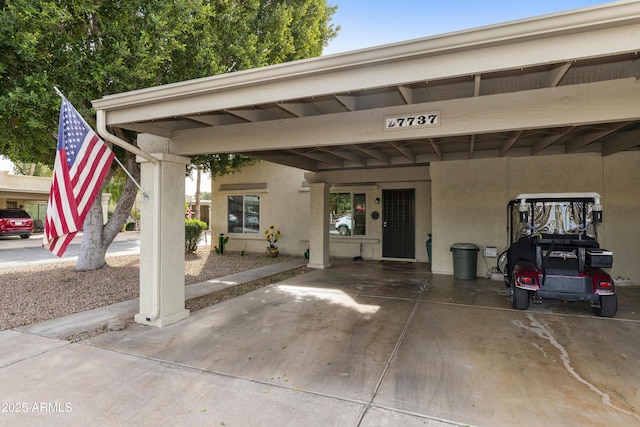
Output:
[
  {"xmin": 500, "ymin": 130, "xmax": 523, "ymax": 157},
  {"xmin": 531, "ymin": 127, "xmax": 574, "ymax": 155},
  {"xmin": 318, "ymin": 147, "xmax": 367, "ymax": 166},
  {"xmin": 469, "ymin": 134, "xmax": 476, "ymax": 158},
  {"xmin": 95, "ymin": 3, "xmax": 640, "ymax": 127},
  {"xmin": 168, "ymin": 79, "xmax": 640, "ymax": 156},
  {"xmin": 350, "ymin": 145, "xmax": 390, "ymax": 164},
  {"xmin": 565, "ymin": 123, "xmax": 628, "ymax": 152},
  {"xmin": 428, "ymin": 138, "xmax": 442, "ymax": 161},
  {"xmin": 549, "ymin": 62, "xmax": 573, "ymax": 87},
  {"xmin": 601, "ymin": 128, "xmax": 640, "ymax": 156},
  {"xmin": 275, "ymin": 102, "xmax": 317, "ymax": 117},
  {"xmin": 288, "ymin": 149, "xmax": 344, "ymax": 167},
  {"xmin": 334, "ymin": 95, "xmax": 357, "ymax": 111},
  {"xmin": 389, "ymin": 142, "xmax": 417, "ymax": 162},
  {"xmin": 398, "ymin": 85, "xmax": 414, "ymax": 104}
]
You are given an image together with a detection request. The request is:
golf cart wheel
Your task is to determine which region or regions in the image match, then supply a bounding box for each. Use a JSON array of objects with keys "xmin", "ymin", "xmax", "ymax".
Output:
[
  {"xmin": 497, "ymin": 250, "xmax": 508, "ymax": 274},
  {"xmin": 20, "ymin": 234, "xmax": 30, "ymax": 239},
  {"xmin": 593, "ymin": 294, "xmax": 618, "ymax": 318},
  {"xmin": 338, "ymin": 225, "xmax": 349, "ymax": 236},
  {"xmin": 510, "ymin": 284, "xmax": 529, "ymax": 310}
]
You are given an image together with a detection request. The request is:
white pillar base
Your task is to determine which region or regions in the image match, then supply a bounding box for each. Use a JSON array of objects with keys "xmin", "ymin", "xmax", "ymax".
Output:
[
  {"xmin": 307, "ymin": 262, "xmax": 332, "ymax": 269},
  {"xmin": 134, "ymin": 309, "xmax": 190, "ymax": 328}
]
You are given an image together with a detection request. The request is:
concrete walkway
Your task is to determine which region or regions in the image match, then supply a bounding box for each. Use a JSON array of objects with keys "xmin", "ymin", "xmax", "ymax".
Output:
[
  {"xmin": 2, "ymin": 261, "xmax": 639, "ymax": 426},
  {"xmin": 16, "ymin": 260, "xmax": 307, "ymax": 339}
]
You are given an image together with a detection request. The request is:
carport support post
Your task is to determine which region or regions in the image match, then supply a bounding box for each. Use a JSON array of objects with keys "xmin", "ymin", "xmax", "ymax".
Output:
[
  {"xmin": 307, "ymin": 182, "xmax": 331, "ymax": 269},
  {"xmin": 134, "ymin": 150, "xmax": 191, "ymax": 327}
]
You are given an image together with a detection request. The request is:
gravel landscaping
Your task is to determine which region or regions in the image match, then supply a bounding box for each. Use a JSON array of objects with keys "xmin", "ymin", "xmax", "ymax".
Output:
[{"xmin": 0, "ymin": 248, "xmax": 307, "ymax": 332}]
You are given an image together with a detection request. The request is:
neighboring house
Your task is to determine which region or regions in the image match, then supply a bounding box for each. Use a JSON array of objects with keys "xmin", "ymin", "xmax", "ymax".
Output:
[
  {"xmin": 0, "ymin": 170, "xmax": 111, "ymax": 226},
  {"xmin": 0, "ymin": 171, "xmax": 51, "ymax": 225}
]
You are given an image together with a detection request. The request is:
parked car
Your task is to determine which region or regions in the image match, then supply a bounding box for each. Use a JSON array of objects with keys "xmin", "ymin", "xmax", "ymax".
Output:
[
  {"xmin": 0, "ymin": 208, "xmax": 34, "ymax": 239},
  {"xmin": 503, "ymin": 193, "xmax": 616, "ymax": 317},
  {"xmin": 335, "ymin": 214, "xmax": 351, "ymax": 236}
]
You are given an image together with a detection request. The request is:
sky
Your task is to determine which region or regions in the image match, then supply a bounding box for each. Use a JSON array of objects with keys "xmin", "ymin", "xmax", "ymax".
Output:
[
  {"xmin": 2, "ymin": 0, "xmax": 610, "ymax": 195},
  {"xmin": 0, "ymin": 156, "xmax": 12, "ymax": 172},
  {"xmin": 323, "ymin": 0, "xmax": 608, "ymax": 55}
]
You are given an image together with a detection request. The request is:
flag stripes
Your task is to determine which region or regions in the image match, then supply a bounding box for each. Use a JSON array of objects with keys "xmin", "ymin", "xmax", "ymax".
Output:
[{"xmin": 43, "ymin": 97, "xmax": 114, "ymax": 257}]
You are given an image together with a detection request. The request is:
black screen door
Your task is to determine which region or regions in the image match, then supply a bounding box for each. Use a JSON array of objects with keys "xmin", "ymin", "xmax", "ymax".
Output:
[{"xmin": 382, "ymin": 189, "xmax": 415, "ymax": 258}]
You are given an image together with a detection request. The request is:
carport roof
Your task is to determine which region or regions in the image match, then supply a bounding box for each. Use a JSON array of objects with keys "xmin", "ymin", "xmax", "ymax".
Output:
[{"xmin": 93, "ymin": 1, "xmax": 640, "ymax": 172}]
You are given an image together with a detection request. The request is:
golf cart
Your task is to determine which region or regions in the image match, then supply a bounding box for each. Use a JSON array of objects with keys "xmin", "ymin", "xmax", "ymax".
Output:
[{"xmin": 503, "ymin": 193, "xmax": 617, "ymax": 317}]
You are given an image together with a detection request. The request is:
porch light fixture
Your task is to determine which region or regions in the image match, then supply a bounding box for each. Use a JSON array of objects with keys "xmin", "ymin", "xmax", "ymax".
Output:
[{"xmin": 375, "ymin": 197, "xmax": 380, "ymax": 204}]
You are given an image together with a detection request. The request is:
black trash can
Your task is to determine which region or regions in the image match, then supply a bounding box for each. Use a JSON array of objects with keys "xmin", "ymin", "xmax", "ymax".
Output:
[{"xmin": 450, "ymin": 243, "xmax": 479, "ymax": 280}]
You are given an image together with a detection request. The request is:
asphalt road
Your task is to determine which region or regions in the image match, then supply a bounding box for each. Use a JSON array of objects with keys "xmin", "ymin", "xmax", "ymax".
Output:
[{"xmin": 0, "ymin": 231, "xmax": 141, "ymax": 269}]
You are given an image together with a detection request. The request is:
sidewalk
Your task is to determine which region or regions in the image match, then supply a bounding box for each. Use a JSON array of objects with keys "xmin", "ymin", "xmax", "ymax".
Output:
[{"xmin": 16, "ymin": 259, "xmax": 307, "ymax": 340}]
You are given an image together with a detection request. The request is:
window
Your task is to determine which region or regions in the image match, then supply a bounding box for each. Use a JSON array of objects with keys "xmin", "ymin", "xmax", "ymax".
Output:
[
  {"xmin": 330, "ymin": 192, "xmax": 366, "ymax": 236},
  {"xmin": 228, "ymin": 195, "xmax": 260, "ymax": 234}
]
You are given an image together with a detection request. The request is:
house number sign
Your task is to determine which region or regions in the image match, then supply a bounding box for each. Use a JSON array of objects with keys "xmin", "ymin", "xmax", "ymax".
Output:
[{"xmin": 384, "ymin": 112, "xmax": 440, "ymax": 130}]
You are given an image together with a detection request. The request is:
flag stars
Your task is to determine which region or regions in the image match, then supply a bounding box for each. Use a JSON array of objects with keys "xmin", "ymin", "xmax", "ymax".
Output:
[{"xmin": 60, "ymin": 100, "xmax": 90, "ymax": 167}]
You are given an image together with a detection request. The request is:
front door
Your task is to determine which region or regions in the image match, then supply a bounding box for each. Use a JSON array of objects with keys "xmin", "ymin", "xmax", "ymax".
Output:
[{"xmin": 382, "ymin": 189, "xmax": 415, "ymax": 258}]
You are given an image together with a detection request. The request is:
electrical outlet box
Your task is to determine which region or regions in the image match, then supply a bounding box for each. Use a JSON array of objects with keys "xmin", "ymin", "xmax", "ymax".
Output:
[{"xmin": 484, "ymin": 246, "xmax": 497, "ymax": 257}]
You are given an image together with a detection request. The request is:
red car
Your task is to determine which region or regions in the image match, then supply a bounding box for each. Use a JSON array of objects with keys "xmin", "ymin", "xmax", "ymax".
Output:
[{"xmin": 0, "ymin": 208, "xmax": 34, "ymax": 239}]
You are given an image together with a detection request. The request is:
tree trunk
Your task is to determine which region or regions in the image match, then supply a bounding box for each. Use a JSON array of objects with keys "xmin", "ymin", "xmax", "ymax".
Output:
[
  {"xmin": 76, "ymin": 195, "xmax": 109, "ymax": 271},
  {"xmin": 195, "ymin": 169, "xmax": 201, "ymax": 220},
  {"xmin": 75, "ymin": 149, "xmax": 140, "ymax": 271}
]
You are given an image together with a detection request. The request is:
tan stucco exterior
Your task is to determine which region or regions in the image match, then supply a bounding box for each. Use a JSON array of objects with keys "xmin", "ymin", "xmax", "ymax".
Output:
[
  {"xmin": 431, "ymin": 151, "xmax": 640, "ymax": 281},
  {"xmin": 211, "ymin": 162, "xmax": 434, "ymax": 263},
  {"xmin": 0, "ymin": 171, "xmax": 50, "ymax": 209},
  {"xmin": 212, "ymin": 150, "xmax": 639, "ymax": 284},
  {"xmin": 209, "ymin": 162, "xmax": 310, "ymax": 256}
]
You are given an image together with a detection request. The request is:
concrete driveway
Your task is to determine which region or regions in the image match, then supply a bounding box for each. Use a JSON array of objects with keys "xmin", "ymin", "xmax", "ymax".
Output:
[{"xmin": 1, "ymin": 261, "xmax": 639, "ymax": 426}]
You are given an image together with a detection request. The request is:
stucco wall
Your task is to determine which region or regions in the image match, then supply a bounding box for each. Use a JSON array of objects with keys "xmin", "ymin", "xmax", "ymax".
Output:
[
  {"xmin": 0, "ymin": 171, "xmax": 51, "ymax": 208},
  {"xmin": 211, "ymin": 162, "xmax": 433, "ymax": 261},
  {"xmin": 603, "ymin": 152, "xmax": 640, "ymax": 284},
  {"xmin": 431, "ymin": 152, "xmax": 639, "ymax": 282},
  {"xmin": 431, "ymin": 157, "xmax": 508, "ymax": 275},
  {"xmin": 210, "ymin": 161, "xmax": 309, "ymax": 256}
]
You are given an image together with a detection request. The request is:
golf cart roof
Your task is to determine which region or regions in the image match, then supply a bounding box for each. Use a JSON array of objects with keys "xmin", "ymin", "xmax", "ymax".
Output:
[{"xmin": 512, "ymin": 192, "xmax": 602, "ymax": 202}]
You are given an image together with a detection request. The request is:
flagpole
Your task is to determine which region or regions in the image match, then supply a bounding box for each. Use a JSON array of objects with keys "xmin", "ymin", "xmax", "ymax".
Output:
[
  {"xmin": 53, "ymin": 87, "xmax": 149, "ymax": 200},
  {"xmin": 113, "ymin": 156, "xmax": 149, "ymax": 201},
  {"xmin": 53, "ymin": 86, "xmax": 64, "ymax": 98}
]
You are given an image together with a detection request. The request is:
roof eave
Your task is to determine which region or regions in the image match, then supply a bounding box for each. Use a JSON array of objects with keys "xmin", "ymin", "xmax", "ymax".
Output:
[{"xmin": 92, "ymin": 1, "xmax": 640, "ymax": 112}]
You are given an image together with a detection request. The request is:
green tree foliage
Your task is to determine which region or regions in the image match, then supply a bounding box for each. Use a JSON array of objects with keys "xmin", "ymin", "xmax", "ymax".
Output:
[
  {"xmin": 11, "ymin": 162, "xmax": 53, "ymax": 177},
  {"xmin": 0, "ymin": 0, "xmax": 338, "ymax": 163},
  {"xmin": 0, "ymin": 0, "xmax": 338, "ymax": 270}
]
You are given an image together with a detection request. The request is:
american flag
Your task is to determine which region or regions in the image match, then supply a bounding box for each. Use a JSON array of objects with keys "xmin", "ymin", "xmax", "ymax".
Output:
[{"xmin": 43, "ymin": 97, "xmax": 114, "ymax": 256}]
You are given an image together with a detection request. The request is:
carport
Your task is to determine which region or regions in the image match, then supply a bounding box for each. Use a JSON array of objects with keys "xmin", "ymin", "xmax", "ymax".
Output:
[
  {"xmin": 3, "ymin": 261, "xmax": 639, "ymax": 425},
  {"xmin": 92, "ymin": 1, "xmax": 640, "ymax": 327}
]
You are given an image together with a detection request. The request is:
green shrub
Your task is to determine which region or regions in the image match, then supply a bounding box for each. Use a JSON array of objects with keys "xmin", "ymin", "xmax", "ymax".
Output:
[
  {"xmin": 185, "ymin": 219, "xmax": 207, "ymax": 253},
  {"xmin": 125, "ymin": 222, "xmax": 137, "ymax": 231}
]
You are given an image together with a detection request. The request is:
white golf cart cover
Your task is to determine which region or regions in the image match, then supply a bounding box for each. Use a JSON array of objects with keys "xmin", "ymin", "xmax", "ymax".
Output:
[{"xmin": 512, "ymin": 192, "xmax": 602, "ymax": 238}]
